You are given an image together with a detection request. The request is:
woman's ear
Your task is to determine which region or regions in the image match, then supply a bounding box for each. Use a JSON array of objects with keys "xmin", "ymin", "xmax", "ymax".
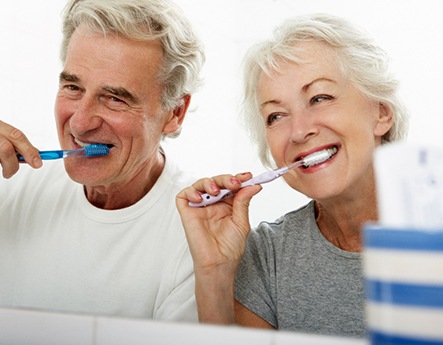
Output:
[
  {"xmin": 163, "ymin": 94, "xmax": 191, "ymax": 135},
  {"xmin": 374, "ymin": 103, "xmax": 393, "ymax": 137}
]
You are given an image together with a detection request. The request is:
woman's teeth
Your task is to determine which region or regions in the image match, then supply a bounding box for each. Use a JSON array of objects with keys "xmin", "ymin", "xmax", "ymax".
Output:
[{"xmin": 301, "ymin": 146, "xmax": 338, "ymax": 168}]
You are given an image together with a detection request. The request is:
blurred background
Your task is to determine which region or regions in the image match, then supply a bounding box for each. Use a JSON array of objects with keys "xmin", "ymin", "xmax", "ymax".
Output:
[{"xmin": 1, "ymin": 0, "xmax": 442, "ymax": 225}]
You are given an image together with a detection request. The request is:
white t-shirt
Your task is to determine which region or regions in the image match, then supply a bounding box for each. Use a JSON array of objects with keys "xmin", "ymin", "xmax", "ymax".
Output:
[{"xmin": 0, "ymin": 155, "xmax": 197, "ymax": 322}]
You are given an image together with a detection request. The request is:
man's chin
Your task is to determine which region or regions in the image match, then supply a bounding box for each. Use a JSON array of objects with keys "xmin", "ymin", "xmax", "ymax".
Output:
[{"xmin": 63, "ymin": 160, "xmax": 105, "ymax": 187}]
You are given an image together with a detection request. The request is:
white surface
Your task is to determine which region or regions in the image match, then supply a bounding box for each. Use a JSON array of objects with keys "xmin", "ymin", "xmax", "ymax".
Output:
[
  {"xmin": 364, "ymin": 248, "xmax": 443, "ymax": 284},
  {"xmin": 275, "ymin": 331, "xmax": 367, "ymax": 345},
  {"xmin": 367, "ymin": 302, "xmax": 443, "ymax": 339},
  {"xmin": 374, "ymin": 143, "xmax": 443, "ymax": 229},
  {"xmin": 0, "ymin": 307, "xmax": 368, "ymax": 345},
  {"xmin": 96, "ymin": 317, "xmax": 272, "ymax": 345},
  {"xmin": 0, "ymin": 308, "xmax": 94, "ymax": 345}
]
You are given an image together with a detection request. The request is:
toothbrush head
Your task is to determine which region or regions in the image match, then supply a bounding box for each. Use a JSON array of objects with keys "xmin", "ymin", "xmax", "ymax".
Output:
[
  {"xmin": 301, "ymin": 146, "xmax": 337, "ymax": 168},
  {"xmin": 84, "ymin": 144, "xmax": 110, "ymax": 157}
]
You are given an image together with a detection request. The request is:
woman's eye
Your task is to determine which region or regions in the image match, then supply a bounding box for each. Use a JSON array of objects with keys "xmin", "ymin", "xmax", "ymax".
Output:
[
  {"xmin": 310, "ymin": 94, "xmax": 333, "ymax": 105},
  {"xmin": 266, "ymin": 113, "xmax": 283, "ymax": 126}
]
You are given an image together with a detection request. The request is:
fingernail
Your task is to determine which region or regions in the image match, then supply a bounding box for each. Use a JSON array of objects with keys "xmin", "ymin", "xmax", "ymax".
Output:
[
  {"xmin": 230, "ymin": 178, "xmax": 240, "ymax": 185},
  {"xmin": 211, "ymin": 183, "xmax": 219, "ymax": 192},
  {"xmin": 33, "ymin": 157, "xmax": 42, "ymax": 168}
]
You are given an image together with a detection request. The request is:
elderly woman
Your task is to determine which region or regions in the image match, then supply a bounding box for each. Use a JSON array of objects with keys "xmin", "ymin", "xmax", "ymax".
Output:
[{"xmin": 176, "ymin": 13, "xmax": 408, "ymax": 337}]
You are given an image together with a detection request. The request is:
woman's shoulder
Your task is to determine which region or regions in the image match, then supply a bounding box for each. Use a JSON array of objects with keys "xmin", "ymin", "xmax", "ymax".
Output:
[{"xmin": 253, "ymin": 200, "xmax": 316, "ymax": 237}]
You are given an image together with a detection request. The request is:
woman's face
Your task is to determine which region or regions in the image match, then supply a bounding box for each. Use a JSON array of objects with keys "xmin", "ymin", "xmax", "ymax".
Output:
[{"xmin": 257, "ymin": 42, "xmax": 392, "ymax": 202}]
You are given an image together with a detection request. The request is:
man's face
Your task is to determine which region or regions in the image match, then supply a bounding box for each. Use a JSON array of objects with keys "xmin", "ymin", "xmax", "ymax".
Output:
[{"xmin": 55, "ymin": 26, "xmax": 180, "ymax": 191}]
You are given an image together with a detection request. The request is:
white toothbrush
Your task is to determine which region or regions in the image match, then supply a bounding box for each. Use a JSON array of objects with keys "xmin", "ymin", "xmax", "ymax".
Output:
[{"xmin": 189, "ymin": 147, "xmax": 337, "ymax": 207}]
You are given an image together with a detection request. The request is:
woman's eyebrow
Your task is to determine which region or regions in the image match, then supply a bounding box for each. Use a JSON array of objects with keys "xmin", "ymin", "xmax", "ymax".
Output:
[
  {"xmin": 260, "ymin": 78, "xmax": 337, "ymax": 109},
  {"xmin": 260, "ymin": 99, "xmax": 281, "ymax": 109},
  {"xmin": 302, "ymin": 77, "xmax": 336, "ymax": 92}
]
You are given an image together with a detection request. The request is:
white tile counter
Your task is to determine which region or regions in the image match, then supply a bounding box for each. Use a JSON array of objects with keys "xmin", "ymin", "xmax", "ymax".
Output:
[{"xmin": 0, "ymin": 307, "xmax": 368, "ymax": 345}]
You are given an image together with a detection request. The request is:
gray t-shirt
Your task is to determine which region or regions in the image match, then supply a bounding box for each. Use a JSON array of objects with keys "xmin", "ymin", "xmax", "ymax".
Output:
[{"xmin": 234, "ymin": 200, "xmax": 366, "ymax": 338}]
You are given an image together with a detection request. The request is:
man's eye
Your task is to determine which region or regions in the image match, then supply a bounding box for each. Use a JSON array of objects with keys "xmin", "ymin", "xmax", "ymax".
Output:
[
  {"xmin": 110, "ymin": 96, "xmax": 124, "ymax": 103},
  {"xmin": 64, "ymin": 84, "xmax": 80, "ymax": 91},
  {"xmin": 106, "ymin": 96, "xmax": 129, "ymax": 108}
]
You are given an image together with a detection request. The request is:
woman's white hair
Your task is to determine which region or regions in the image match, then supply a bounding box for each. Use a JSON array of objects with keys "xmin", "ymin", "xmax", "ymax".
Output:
[{"xmin": 241, "ymin": 13, "xmax": 409, "ymax": 167}]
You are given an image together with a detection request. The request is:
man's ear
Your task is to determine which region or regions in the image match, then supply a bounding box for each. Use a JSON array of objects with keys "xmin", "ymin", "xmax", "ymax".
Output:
[
  {"xmin": 374, "ymin": 102, "xmax": 393, "ymax": 137},
  {"xmin": 163, "ymin": 94, "xmax": 191, "ymax": 135}
]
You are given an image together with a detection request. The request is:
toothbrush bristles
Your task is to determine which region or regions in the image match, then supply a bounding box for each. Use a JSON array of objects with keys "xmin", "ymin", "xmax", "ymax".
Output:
[
  {"xmin": 84, "ymin": 144, "xmax": 110, "ymax": 157},
  {"xmin": 300, "ymin": 147, "xmax": 337, "ymax": 168}
]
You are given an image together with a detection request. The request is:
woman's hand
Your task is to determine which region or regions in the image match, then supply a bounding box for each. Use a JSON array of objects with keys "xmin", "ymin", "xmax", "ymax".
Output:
[
  {"xmin": 0, "ymin": 120, "xmax": 41, "ymax": 178},
  {"xmin": 177, "ymin": 172, "xmax": 261, "ymax": 271},
  {"xmin": 176, "ymin": 172, "xmax": 262, "ymax": 323}
]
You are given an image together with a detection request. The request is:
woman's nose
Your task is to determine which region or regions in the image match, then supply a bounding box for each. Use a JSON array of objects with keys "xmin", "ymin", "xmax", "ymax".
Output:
[{"xmin": 289, "ymin": 111, "xmax": 319, "ymax": 144}]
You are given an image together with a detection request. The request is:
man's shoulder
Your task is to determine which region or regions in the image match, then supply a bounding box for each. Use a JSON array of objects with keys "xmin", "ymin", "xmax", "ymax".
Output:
[{"xmin": 161, "ymin": 156, "xmax": 198, "ymax": 190}]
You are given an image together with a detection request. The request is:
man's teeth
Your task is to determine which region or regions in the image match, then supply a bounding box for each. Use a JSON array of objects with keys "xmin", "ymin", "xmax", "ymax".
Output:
[
  {"xmin": 74, "ymin": 139, "xmax": 88, "ymax": 147},
  {"xmin": 75, "ymin": 140, "xmax": 111, "ymax": 148}
]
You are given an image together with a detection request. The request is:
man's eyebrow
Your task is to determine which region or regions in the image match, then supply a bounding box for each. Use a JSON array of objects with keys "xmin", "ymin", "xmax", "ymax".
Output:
[
  {"xmin": 103, "ymin": 86, "xmax": 139, "ymax": 104},
  {"xmin": 59, "ymin": 71, "xmax": 79, "ymax": 83},
  {"xmin": 59, "ymin": 72, "xmax": 139, "ymax": 103}
]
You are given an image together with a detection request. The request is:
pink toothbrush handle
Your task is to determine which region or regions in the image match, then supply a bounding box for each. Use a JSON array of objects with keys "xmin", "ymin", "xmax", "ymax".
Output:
[
  {"xmin": 187, "ymin": 150, "xmax": 334, "ymax": 208},
  {"xmin": 188, "ymin": 189, "xmax": 234, "ymax": 207},
  {"xmin": 188, "ymin": 170, "xmax": 283, "ymax": 207}
]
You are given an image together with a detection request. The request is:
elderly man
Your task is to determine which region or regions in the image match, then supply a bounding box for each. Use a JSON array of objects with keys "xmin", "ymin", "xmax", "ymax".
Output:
[{"xmin": 0, "ymin": 0, "xmax": 204, "ymax": 322}]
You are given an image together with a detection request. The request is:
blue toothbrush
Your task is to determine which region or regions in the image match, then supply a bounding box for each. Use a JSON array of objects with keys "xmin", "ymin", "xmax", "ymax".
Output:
[{"xmin": 17, "ymin": 144, "xmax": 110, "ymax": 161}]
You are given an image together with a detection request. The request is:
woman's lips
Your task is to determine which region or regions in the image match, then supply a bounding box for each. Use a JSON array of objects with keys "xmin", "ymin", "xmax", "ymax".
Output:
[{"xmin": 295, "ymin": 145, "xmax": 339, "ymax": 168}]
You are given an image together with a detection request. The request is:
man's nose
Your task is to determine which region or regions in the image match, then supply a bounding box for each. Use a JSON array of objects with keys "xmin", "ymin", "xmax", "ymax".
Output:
[{"xmin": 69, "ymin": 96, "xmax": 103, "ymax": 135}]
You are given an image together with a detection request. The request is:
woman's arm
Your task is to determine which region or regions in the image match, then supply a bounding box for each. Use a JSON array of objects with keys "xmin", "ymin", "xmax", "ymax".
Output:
[
  {"xmin": 176, "ymin": 173, "xmax": 261, "ymax": 324},
  {"xmin": 235, "ymin": 300, "xmax": 276, "ymax": 329}
]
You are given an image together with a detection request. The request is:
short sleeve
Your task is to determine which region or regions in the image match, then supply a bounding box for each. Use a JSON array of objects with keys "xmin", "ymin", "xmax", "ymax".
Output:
[{"xmin": 234, "ymin": 224, "xmax": 278, "ymax": 327}]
